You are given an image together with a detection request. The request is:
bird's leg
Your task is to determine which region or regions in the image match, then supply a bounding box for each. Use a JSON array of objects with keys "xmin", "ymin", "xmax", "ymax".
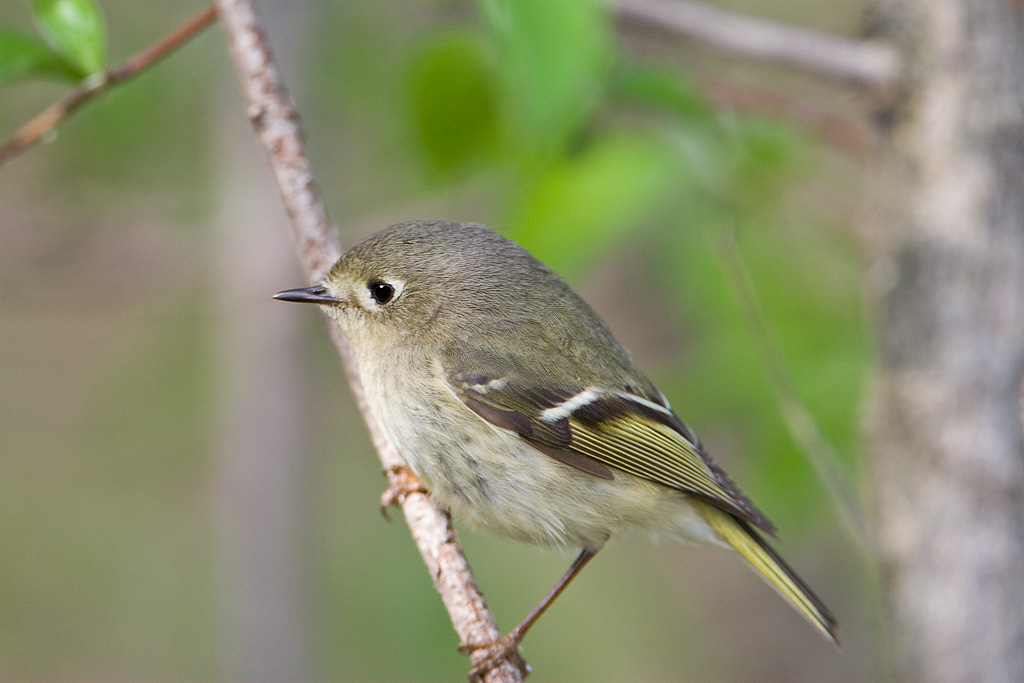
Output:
[
  {"xmin": 463, "ymin": 547, "xmax": 599, "ymax": 681},
  {"xmin": 380, "ymin": 464, "xmax": 428, "ymax": 519}
]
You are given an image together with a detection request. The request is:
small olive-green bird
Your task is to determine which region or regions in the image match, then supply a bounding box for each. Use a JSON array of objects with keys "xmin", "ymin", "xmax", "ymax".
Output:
[{"xmin": 275, "ymin": 220, "xmax": 837, "ymax": 675}]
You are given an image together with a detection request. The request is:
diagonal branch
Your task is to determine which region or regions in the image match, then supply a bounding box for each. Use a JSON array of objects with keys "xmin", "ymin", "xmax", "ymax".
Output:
[
  {"xmin": 211, "ymin": 1, "xmax": 522, "ymax": 681},
  {"xmin": 0, "ymin": 5, "xmax": 218, "ymax": 168},
  {"xmin": 702, "ymin": 77, "xmax": 874, "ymax": 155},
  {"xmin": 613, "ymin": 0, "xmax": 898, "ymax": 90}
]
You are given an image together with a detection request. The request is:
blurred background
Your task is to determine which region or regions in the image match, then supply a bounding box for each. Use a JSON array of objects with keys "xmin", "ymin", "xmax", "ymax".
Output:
[{"xmin": 1, "ymin": 0, "xmax": 878, "ymax": 680}]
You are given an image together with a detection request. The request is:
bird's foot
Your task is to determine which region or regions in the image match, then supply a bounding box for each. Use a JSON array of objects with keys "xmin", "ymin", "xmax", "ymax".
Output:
[
  {"xmin": 380, "ymin": 464, "xmax": 427, "ymax": 519},
  {"xmin": 461, "ymin": 631, "xmax": 531, "ymax": 682}
]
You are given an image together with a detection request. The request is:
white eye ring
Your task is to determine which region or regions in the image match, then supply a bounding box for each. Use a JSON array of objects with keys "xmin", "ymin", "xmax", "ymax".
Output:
[{"xmin": 362, "ymin": 277, "xmax": 405, "ymax": 308}]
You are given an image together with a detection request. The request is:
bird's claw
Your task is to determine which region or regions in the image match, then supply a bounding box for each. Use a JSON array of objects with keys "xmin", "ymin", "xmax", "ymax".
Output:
[
  {"xmin": 461, "ymin": 633, "xmax": 531, "ymax": 682},
  {"xmin": 380, "ymin": 464, "xmax": 427, "ymax": 520}
]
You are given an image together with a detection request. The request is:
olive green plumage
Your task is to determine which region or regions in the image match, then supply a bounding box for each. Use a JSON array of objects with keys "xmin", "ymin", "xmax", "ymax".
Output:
[{"xmin": 276, "ymin": 219, "xmax": 838, "ymax": 649}]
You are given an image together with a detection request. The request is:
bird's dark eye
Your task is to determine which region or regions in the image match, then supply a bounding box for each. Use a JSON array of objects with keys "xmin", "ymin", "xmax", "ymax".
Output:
[{"xmin": 369, "ymin": 282, "xmax": 395, "ymax": 304}]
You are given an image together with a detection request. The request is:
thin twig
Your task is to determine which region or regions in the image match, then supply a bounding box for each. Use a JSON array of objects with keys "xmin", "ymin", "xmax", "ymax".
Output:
[
  {"xmin": 702, "ymin": 78, "xmax": 875, "ymax": 156},
  {"xmin": 714, "ymin": 229, "xmax": 872, "ymax": 552},
  {"xmin": 0, "ymin": 6, "xmax": 218, "ymax": 168},
  {"xmin": 613, "ymin": 0, "xmax": 898, "ymax": 90},
  {"xmin": 211, "ymin": 0, "xmax": 522, "ymax": 681}
]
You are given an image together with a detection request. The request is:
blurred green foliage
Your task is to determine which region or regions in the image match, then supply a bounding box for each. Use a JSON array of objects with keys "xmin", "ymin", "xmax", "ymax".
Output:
[
  {"xmin": 408, "ymin": 32, "xmax": 500, "ymax": 177},
  {"xmin": 399, "ymin": 0, "xmax": 865, "ymax": 530},
  {"xmin": 0, "ymin": 0, "xmax": 873, "ymax": 680},
  {"xmin": 481, "ymin": 0, "xmax": 609, "ymax": 158}
]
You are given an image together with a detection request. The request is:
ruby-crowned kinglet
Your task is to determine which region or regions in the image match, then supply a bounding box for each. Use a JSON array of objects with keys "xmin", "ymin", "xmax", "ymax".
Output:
[{"xmin": 275, "ymin": 220, "xmax": 837, "ymax": 674}]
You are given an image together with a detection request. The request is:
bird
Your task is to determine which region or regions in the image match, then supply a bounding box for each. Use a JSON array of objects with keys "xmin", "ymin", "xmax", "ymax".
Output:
[{"xmin": 274, "ymin": 219, "xmax": 837, "ymax": 678}]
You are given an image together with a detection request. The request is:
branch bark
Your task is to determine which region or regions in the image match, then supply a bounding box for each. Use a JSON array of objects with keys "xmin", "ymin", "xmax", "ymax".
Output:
[
  {"xmin": 613, "ymin": 0, "xmax": 898, "ymax": 90},
  {"xmin": 866, "ymin": 0, "xmax": 1024, "ymax": 680},
  {"xmin": 211, "ymin": 1, "xmax": 522, "ymax": 680}
]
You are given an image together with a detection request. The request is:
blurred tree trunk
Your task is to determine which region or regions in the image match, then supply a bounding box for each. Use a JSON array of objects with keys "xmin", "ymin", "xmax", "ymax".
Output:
[
  {"xmin": 212, "ymin": 108, "xmax": 309, "ymax": 680},
  {"xmin": 866, "ymin": 0, "xmax": 1024, "ymax": 681},
  {"xmin": 211, "ymin": 4, "xmax": 311, "ymax": 680}
]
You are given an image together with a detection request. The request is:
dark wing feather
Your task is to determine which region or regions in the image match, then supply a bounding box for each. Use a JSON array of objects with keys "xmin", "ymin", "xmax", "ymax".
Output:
[
  {"xmin": 461, "ymin": 393, "xmax": 614, "ymax": 479},
  {"xmin": 449, "ymin": 372, "xmax": 775, "ymax": 535}
]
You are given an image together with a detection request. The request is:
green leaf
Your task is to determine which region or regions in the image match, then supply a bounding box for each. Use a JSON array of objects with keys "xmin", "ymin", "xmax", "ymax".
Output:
[
  {"xmin": 717, "ymin": 117, "xmax": 808, "ymax": 208},
  {"xmin": 505, "ymin": 134, "xmax": 682, "ymax": 278},
  {"xmin": 609, "ymin": 66, "xmax": 710, "ymax": 122},
  {"xmin": 609, "ymin": 67, "xmax": 733, "ymax": 199},
  {"xmin": 481, "ymin": 0, "xmax": 611, "ymax": 157},
  {"xmin": 407, "ymin": 33, "xmax": 501, "ymax": 178},
  {"xmin": 0, "ymin": 29, "xmax": 82, "ymax": 84},
  {"xmin": 31, "ymin": 0, "xmax": 106, "ymax": 76}
]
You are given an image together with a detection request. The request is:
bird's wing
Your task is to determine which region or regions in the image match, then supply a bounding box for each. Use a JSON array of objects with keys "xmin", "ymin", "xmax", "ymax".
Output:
[{"xmin": 447, "ymin": 368, "xmax": 775, "ymax": 535}]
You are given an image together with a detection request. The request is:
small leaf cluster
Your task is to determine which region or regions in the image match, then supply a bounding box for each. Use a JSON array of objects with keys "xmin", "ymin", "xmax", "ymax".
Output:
[{"xmin": 1, "ymin": 0, "xmax": 105, "ymax": 86}]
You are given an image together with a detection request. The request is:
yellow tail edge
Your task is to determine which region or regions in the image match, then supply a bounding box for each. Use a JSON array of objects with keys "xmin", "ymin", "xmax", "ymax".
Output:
[{"xmin": 697, "ymin": 503, "xmax": 839, "ymax": 647}]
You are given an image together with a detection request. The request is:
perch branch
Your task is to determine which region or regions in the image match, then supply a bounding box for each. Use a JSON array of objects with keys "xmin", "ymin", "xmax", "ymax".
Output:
[
  {"xmin": 211, "ymin": 0, "xmax": 522, "ymax": 681},
  {"xmin": 613, "ymin": 0, "xmax": 898, "ymax": 90},
  {"xmin": 0, "ymin": 5, "xmax": 218, "ymax": 168}
]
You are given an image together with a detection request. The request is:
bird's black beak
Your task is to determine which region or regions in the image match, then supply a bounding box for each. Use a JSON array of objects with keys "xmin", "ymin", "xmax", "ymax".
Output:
[{"xmin": 273, "ymin": 285, "xmax": 343, "ymax": 305}]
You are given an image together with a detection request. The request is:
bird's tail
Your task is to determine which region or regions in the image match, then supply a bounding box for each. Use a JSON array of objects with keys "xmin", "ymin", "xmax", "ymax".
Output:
[{"xmin": 696, "ymin": 502, "xmax": 839, "ymax": 646}]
